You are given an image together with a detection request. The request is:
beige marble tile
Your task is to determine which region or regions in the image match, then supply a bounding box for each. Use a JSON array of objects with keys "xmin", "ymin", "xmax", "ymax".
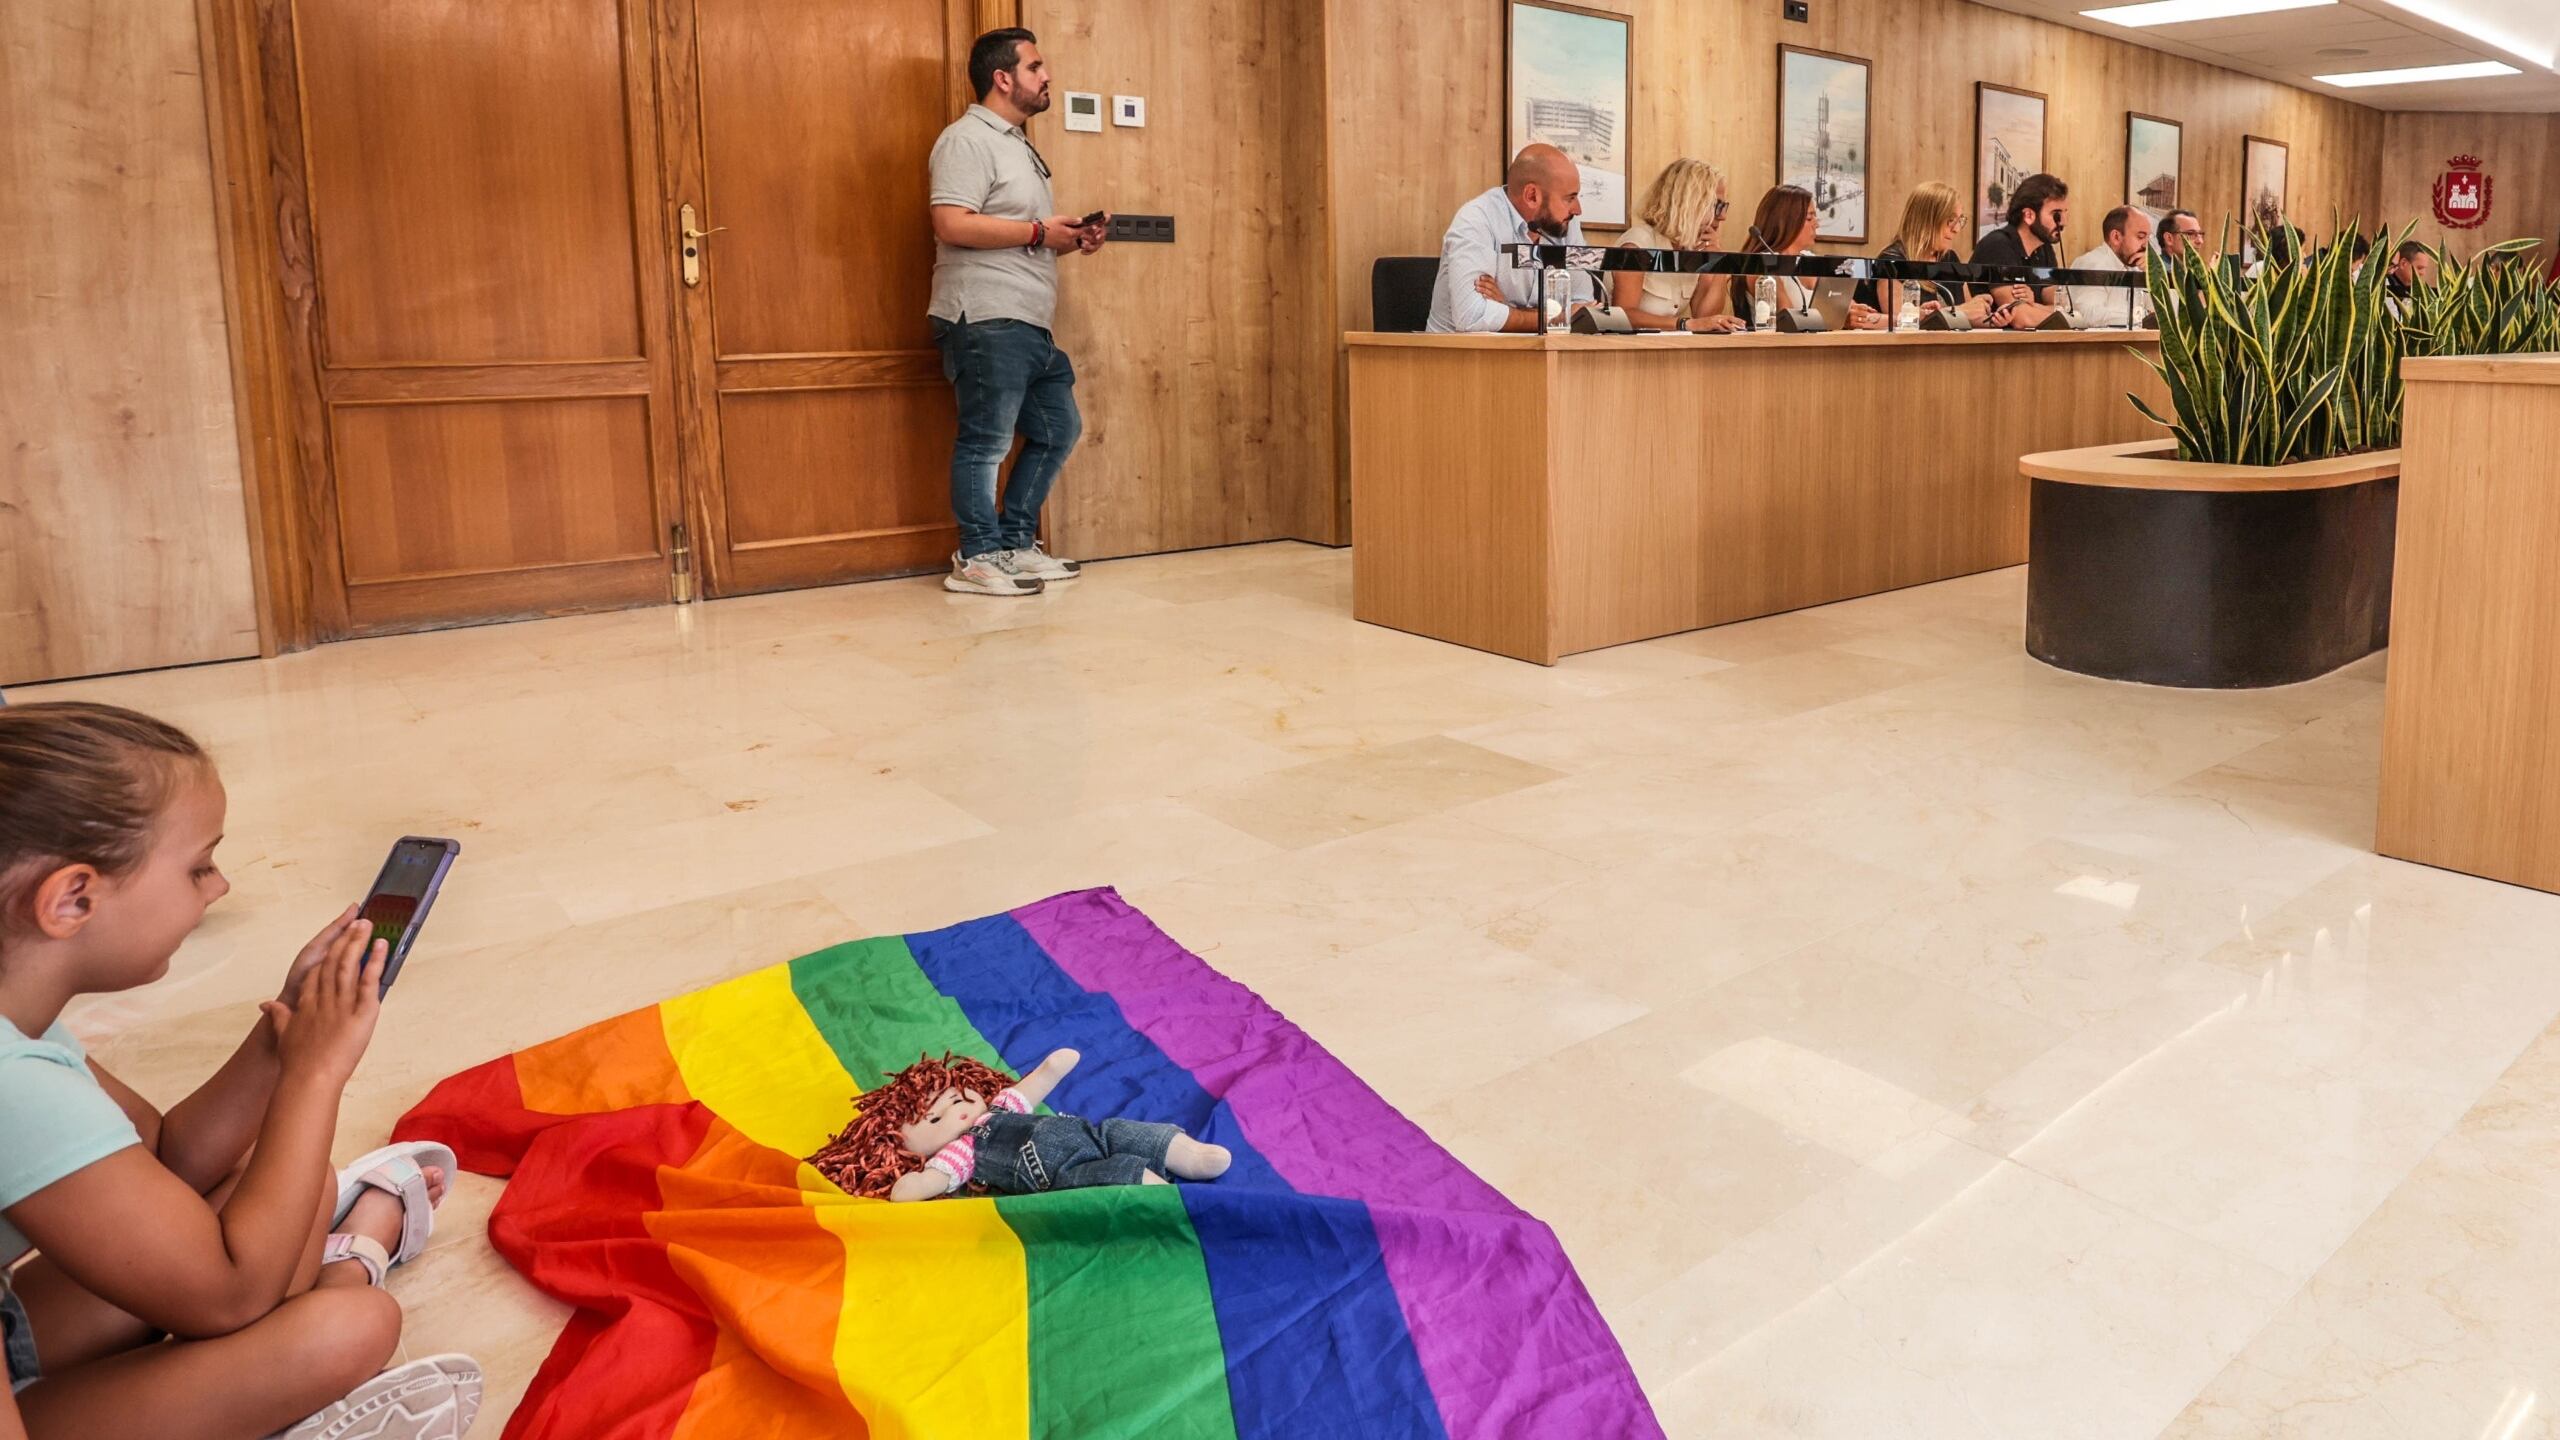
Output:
[
  {"xmin": 1477, "ymin": 830, "xmax": 1925, "ymax": 1007},
  {"xmin": 1644, "ymin": 1156, "xmax": 2296, "ymax": 1440},
  {"xmin": 1242, "ymin": 924, "xmax": 1648, "ymax": 1115},
  {"xmin": 1180, "ymin": 735, "xmax": 1563, "ymax": 849},
  {"xmin": 2163, "ymin": 1014, "xmax": 2560, "ymax": 1440}
]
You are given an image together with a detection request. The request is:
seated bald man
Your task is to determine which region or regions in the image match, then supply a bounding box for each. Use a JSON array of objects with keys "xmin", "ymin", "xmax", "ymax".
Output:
[{"xmin": 1427, "ymin": 143, "xmax": 1596, "ymax": 334}]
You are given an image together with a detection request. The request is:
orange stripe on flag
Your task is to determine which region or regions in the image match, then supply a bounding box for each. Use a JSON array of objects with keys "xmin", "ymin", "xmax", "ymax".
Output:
[
  {"xmin": 652, "ymin": 1122, "xmax": 869, "ymax": 1438},
  {"xmin": 517, "ymin": 1005, "xmax": 687, "ymax": 1117}
]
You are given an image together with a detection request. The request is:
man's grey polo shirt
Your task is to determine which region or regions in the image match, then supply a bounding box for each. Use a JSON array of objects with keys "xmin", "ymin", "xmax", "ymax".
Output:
[{"xmin": 927, "ymin": 104, "xmax": 1059, "ymax": 330}]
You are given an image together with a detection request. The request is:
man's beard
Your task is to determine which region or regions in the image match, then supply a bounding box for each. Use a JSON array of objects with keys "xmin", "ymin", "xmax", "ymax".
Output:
[
  {"xmin": 1529, "ymin": 214, "xmax": 1570, "ymax": 240},
  {"xmin": 1017, "ymin": 83, "xmax": 1052, "ymax": 115}
]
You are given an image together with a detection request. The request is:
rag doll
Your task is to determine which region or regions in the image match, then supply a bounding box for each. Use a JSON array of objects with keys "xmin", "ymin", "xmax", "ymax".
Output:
[{"xmin": 809, "ymin": 1047, "xmax": 1233, "ymax": 1201}]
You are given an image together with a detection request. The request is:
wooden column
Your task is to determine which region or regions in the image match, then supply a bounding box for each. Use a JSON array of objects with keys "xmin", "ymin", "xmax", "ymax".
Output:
[{"xmin": 2378, "ymin": 356, "xmax": 2560, "ymax": 895}]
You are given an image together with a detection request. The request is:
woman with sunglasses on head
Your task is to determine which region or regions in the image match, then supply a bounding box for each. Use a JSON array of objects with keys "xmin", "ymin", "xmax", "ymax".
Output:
[{"xmin": 1608, "ymin": 159, "xmax": 1748, "ymax": 333}]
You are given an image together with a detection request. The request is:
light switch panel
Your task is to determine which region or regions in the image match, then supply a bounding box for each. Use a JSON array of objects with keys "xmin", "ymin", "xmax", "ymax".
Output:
[{"xmin": 1113, "ymin": 94, "xmax": 1146, "ymax": 128}]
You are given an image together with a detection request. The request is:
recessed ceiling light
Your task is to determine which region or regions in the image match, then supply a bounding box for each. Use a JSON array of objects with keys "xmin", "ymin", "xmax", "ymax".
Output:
[
  {"xmin": 2314, "ymin": 46, "xmax": 2370, "ymax": 58},
  {"xmin": 2315, "ymin": 59, "xmax": 2524, "ymax": 86},
  {"xmin": 2368, "ymin": 1, "xmax": 2555, "ymax": 70},
  {"xmin": 2080, "ymin": 0, "xmax": 2335, "ymax": 26}
]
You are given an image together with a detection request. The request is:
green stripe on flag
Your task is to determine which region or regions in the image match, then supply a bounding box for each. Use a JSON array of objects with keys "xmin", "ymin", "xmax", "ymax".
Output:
[
  {"xmin": 788, "ymin": 937, "xmax": 1007, "ymax": 1088},
  {"xmin": 788, "ymin": 939, "xmax": 1239, "ymax": 1439},
  {"xmin": 1000, "ymin": 1187, "xmax": 1240, "ymax": 1440}
]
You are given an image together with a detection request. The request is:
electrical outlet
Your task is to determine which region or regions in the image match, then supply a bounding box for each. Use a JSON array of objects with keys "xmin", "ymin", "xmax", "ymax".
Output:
[{"xmin": 1107, "ymin": 213, "xmax": 1176, "ymax": 244}]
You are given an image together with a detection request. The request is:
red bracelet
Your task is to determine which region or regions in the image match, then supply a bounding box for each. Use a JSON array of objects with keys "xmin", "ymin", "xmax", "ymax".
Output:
[{"xmin": 1026, "ymin": 221, "xmax": 1045, "ymax": 252}]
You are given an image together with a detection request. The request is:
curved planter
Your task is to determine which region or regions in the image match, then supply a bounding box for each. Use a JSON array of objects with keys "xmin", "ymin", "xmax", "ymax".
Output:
[{"xmin": 2021, "ymin": 441, "xmax": 2401, "ymax": 689}]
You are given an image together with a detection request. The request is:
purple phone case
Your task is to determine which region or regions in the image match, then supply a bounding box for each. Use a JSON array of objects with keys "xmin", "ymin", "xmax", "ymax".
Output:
[{"xmin": 365, "ymin": 836, "xmax": 460, "ymax": 996}]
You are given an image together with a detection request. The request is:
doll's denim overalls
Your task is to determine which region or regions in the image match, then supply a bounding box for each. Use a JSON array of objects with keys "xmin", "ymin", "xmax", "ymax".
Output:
[{"xmin": 971, "ymin": 1110, "xmax": 1180, "ymax": 1193}]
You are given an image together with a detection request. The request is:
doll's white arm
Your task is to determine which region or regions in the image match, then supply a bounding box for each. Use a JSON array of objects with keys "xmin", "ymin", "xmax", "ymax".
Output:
[
  {"xmin": 1008, "ymin": 1048, "xmax": 1081, "ymax": 1110},
  {"xmin": 888, "ymin": 1170, "xmax": 949, "ymax": 1203}
]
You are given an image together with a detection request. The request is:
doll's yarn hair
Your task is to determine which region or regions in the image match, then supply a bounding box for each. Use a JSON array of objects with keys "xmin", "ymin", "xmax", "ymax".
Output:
[{"xmin": 806, "ymin": 1051, "xmax": 1019, "ymax": 1199}]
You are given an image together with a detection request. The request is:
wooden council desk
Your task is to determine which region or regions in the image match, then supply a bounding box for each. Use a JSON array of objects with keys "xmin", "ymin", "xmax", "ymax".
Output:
[{"xmin": 1348, "ymin": 330, "xmax": 2165, "ymax": 664}]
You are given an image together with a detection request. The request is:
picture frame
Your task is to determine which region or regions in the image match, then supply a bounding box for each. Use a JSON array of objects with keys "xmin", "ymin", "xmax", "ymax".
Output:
[
  {"xmin": 2125, "ymin": 112, "xmax": 2182, "ymax": 220},
  {"xmin": 1505, "ymin": 0, "xmax": 1635, "ymax": 229},
  {"xmin": 2242, "ymin": 134, "xmax": 2290, "ymax": 241},
  {"xmin": 1974, "ymin": 83, "xmax": 2048, "ymax": 241},
  {"xmin": 1777, "ymin": 46, "xmax": 1873, "ymax": 244}
]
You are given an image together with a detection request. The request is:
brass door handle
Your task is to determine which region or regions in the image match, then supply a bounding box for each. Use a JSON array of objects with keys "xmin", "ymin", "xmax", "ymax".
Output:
[{"xmin": 678, "ymin": 203, "xmax": 721, "ymax": 287}]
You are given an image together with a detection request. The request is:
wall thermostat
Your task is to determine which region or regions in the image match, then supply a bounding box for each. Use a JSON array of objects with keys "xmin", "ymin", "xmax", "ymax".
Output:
[
  {"xmin": 1063, "ymin": 91, "xmax": 1103, "ymax": 133},
  {"xmin": 1113, "ymin": 94, "xmax": 1146, "ymax": 128}
]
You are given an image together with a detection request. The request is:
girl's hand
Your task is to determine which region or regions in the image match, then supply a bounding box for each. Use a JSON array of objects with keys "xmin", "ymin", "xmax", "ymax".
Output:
[
  {"xmin": 278, "ymin": 903, "xmax": 363, "ymax": 1008},
  {"xmin": 264, "ymin": 920, "xmax": 386, "ymax": 1084}
]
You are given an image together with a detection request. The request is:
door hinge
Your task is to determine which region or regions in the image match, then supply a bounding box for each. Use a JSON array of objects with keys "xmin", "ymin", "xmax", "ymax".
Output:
[{"xmin": 670, "ymin": 522, "xmax": 697, "ymax": 604}]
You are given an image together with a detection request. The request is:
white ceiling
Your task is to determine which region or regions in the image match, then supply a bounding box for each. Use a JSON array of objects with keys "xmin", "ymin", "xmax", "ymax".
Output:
[{"xmin": 1968, "ymin": 0, "xmax": 2560, "ymax": 111}]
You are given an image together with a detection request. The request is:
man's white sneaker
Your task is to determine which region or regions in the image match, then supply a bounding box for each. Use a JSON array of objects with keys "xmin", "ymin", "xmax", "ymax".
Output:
[
  {"xmin": 945, "ymin": 550, "xmax": 1045, "ymax": 597},
  {"xmin": 1008, "ymin": 544, "xmax": 1081, "ymax": 583}
]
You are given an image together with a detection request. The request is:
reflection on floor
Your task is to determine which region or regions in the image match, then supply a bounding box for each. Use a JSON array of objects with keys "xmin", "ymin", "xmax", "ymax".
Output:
[{"xmin": 28, "ymin": 543, "xmax": 2560, "ymax": 1439}]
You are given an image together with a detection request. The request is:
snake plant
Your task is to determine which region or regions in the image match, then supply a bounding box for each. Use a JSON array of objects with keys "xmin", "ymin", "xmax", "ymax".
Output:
[{"xmin": 2130, "ymin": 223, "xmax": 2558, "ymax": 466}]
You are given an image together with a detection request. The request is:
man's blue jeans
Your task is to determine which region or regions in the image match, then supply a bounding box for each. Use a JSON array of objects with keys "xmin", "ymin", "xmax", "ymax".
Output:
[{"xmin": 929, "ymin": 317, "xmax": 1082, "ymax": 559}]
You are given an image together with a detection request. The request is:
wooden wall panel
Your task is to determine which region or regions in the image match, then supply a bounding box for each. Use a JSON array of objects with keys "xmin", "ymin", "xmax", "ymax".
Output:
[
  {"xmin": 1023, "ymin": 0, "xmax": 1336, "ymax": 560},
  {"xmin": 295, "ymin": 0, "xmax": 644, "ymax": 367},
  {"xmin": 0, "ymin": 0, "xmax": 262, "ymax": 685},
  {"xmin": 329, "ymin": 397, "xmax": 659, "ymax": 582},
  {"xmin": 715, "ymin": 387, "xmax": 958, "ymax": 546},
  {"xmin": 2377, "ymin": 113, "xmax": 2560, "ymax": 263}
]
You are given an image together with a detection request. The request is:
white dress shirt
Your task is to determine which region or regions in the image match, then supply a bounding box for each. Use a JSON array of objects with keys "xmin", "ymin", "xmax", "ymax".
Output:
[
  {"xmin": 1426, "ymin": 186, "xmax": 1592, "ymax": 334},
  {"xmin": 2067, "ymin": 243, "xmax": 2153, "ymax": 328}
]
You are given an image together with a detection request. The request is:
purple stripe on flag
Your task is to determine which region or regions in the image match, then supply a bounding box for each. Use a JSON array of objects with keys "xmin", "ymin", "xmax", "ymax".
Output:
[{"xmin": 1014, "ymin": 889, "xmax": 1665, "ymax": 1440}]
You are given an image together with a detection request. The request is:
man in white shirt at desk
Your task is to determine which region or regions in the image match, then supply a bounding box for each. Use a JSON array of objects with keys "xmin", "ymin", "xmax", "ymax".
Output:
[
  {"xmin": 1427, "ymin": 144, "xmax": 1593, "ymax": 334},
  {"xmin": 2067, "ymin": 206, "xmax": 2155, "ymax": 328}
]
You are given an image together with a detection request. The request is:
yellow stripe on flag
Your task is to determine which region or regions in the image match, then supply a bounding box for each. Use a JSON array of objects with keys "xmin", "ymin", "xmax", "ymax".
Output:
[
  {"xmin": 658, "ymin": 965, "xmax": 1032, "ymax": 1438},
  {"xmin": 811, "ymin": 1192, "xmax": 1032, "ymax": 1440},
  {"xmin": 659, "ymin": 963, "xmax": 857, "ymax": 1159}
]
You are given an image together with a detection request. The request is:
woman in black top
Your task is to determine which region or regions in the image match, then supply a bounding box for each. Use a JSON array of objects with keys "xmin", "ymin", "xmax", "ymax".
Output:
[{"xmin": 1858, "ymin": 182, "xmax": 2000, "ymax": 326}]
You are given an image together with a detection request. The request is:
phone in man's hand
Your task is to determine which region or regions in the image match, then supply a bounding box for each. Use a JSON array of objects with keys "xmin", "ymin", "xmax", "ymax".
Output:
[
  {"xmin": 358, "ymin": 837, "xmax": 460, "ymax": 997},
  {"xmin": 1078, "ymin": 209, "xmax": 1108, "ymax": 229}
]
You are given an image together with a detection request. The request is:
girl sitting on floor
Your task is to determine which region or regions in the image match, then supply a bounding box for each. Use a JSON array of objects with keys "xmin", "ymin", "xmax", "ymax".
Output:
[{"xmin": 0, "ymin": 703, "xmax": 479, "ymax": 1440}]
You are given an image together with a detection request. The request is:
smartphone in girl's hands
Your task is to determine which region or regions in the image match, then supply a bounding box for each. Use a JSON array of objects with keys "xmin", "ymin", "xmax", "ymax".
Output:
[{"xmin": 358, "ymin": 837, "xmax": 460, "ymax": 997}]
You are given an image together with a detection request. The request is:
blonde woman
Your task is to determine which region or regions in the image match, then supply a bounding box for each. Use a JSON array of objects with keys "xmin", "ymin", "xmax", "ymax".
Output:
[
  {"xmin": 1610, "ymin": 159, "xmax": 1747, "ymax": 332},
  {"xmin": 1855, "ymin": 181, "xmax": 2001, "ymax": 327}
]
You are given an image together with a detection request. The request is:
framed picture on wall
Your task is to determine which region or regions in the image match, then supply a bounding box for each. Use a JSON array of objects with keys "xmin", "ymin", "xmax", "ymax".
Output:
[
  {"xmin": 2126, "ymin": 112, "xmax": 2182, "ymax": 220},
  {"xmin": 2243, "ymin": 134, "xmax": 2290, "ymax": 240},
  {"xmin": 1974, "ymin": 83, "xmax": 2047, "ymax": 240},
  {"xmin": 1505, "ymin": 0, "xmax": 1634, "ymax": 229},
  {"xmin": 1777, "ymin": 46, "xmax": 1872, "ymax": 244}
]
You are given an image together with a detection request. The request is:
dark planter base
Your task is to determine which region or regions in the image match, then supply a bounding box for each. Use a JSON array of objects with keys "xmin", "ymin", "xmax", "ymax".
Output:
[{"xmin": 2026, "ymin": 475, "xmax": 2399, "ymax": 689}]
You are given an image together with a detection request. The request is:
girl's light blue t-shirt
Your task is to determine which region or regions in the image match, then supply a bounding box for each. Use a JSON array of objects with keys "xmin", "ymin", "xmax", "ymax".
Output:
[{"xmin": 0, "ymin": 1017, "xmax": 142, "ymax": 1271}]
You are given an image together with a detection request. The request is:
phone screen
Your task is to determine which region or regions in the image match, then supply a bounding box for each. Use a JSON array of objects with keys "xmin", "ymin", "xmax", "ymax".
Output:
[
  {"xmin": 1080, "ymin": 209, "xmax": 1108, "ymax": 228},
  {"xmin": 360, "ymin": 837, "xmax": 459, "ymax": 995}
]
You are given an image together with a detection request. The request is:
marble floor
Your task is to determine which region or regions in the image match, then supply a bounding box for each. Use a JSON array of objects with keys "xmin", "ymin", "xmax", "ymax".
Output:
[{"xmin": 25, "ymin": 542, "xmax": 2560, "ymax": 1439}]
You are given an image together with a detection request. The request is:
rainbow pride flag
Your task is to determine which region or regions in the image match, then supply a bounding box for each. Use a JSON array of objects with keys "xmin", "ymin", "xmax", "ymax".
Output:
[{"xmin": 396, "ymin": 889, "xmax": 1661, "ymax": 1439}]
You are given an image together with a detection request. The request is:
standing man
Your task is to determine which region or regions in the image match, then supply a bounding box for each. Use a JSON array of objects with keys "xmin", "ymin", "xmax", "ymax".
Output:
[
  {"xmin": 1971, "ymin": 172, "xmax": 2068, "ymax": 329},
  {"xmin": 2066, "ymin": 206, "xmax": 2154, "ymax": 328},
  {"xmin": 1427, "ymin": 144, "xmax": 1594, "ymax": 334},
  {"xmin": 927, "ymin": 28, "xmax": 1108, "ymax": 597}
]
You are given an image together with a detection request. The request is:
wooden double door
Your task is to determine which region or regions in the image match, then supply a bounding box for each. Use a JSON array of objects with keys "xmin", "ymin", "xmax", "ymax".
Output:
[{"xmin": 263, "ymin": 0, "xmax": 985, "ymax": 635}]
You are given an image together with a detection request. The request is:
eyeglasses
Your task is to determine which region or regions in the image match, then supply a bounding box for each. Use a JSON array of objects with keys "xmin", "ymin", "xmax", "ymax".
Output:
[
  {"xmin": 1712, "ymin": 198, "xmax": 1730, "ymax": 222},
  {"xmin": 1021, "ymin": 135, "xmax": 1053, "ymax": 182}
]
